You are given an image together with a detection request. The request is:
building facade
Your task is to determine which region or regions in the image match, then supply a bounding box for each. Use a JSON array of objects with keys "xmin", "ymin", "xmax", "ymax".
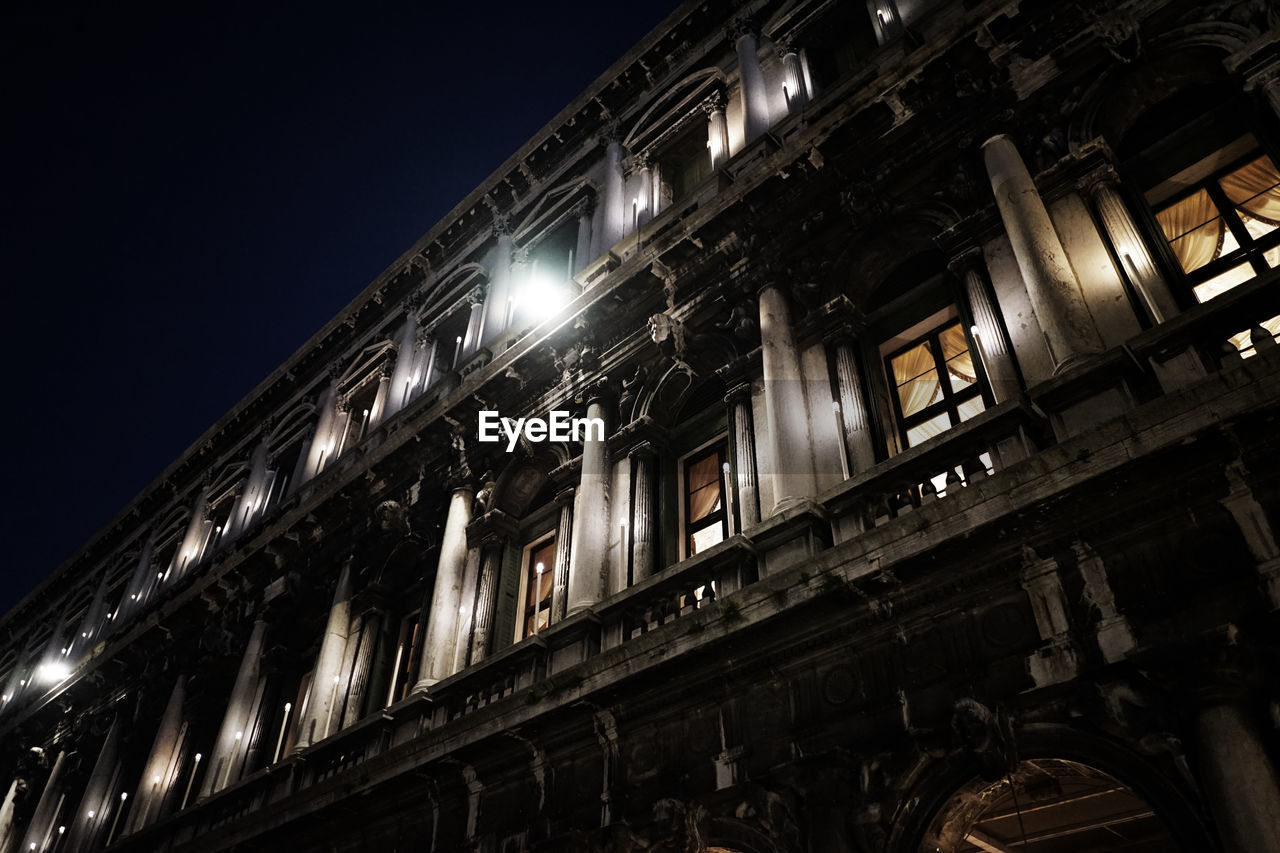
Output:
[{"xmin": 3, "ymin": 0, "xmax": 1280, "ymax": 850}]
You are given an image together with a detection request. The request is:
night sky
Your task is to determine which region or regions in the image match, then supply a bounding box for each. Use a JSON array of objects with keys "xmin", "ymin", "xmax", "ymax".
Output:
[{"xmin": 0, "ymin": 0, "xmax": 681, "ymax": 616}]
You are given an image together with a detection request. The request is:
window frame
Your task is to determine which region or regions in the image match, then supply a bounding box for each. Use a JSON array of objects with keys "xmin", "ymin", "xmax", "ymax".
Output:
[
  {"xmin": 1151, "ymin": 145, "xmax": 1280, "ymax": 295},
  {"xmin": 883, "ymin": 316, "xmax": 987, "ymax": 450},
  {"xmin": 678, "ymin": 436, "xmax": 730, "ymax": 560},
  {"xmin": 513, "ymin": 531, "xmax": 557, "ymax": 642}
]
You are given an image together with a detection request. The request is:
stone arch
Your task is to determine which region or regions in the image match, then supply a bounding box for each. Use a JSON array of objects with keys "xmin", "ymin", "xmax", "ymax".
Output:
[
  {"xmin": 417, "ymin": 262, "xmax": 488, "ymax": 320},
  {"xmin": 884, "ymin": 723, "xmax": 1212, "ymax": 852},
  {"xmin": 835, "ymin": 203, "xmax": 959, "ymax": 309},
  {"xmin": 1067, "ymin": 25, "xmax": 1252, "ymax": 152},
  {"xmin": 624, "ymin": 68, "xmax": 726, "ymax": 152},
  {"xmin": 489, "ymin": 444, "xmax": 569, "ymax": 519}
]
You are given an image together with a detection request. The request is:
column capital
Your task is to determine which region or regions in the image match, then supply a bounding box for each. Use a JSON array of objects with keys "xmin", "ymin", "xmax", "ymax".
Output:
[
  {"xmin": 607, "ymin": 414, "xmax": 668, "ymax": 457},
  {"xmin": 702, "ymin": 91, "xmax": 727, "ymax": 115},
  {"xmin": 466, "ymin": 508, "xmax": 517, "ymax": 548},
  {"xmin": 727, "ymin": 14, "xmax": 757, "ymax": 43},
  {"xmin": 554, "ymin": 486, "xmax": 576, "ymax": 507},
  {"xmin": 946, "ymin": 245, "xmax": 987, "ymax": 277},
  {"xmin": 724, "ymin": 381, "xmax": 753, "ymax": 406}
]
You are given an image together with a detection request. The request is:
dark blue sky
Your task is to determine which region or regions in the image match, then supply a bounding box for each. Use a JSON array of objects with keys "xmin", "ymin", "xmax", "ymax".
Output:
[{"xmin": 0, "ymin": 0, "xmax": 681, "ymax": 614}]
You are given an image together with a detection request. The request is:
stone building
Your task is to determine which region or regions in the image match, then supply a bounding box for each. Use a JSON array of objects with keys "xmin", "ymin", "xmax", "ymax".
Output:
[{"xmin": 3, "ymin": 0, "xmax": 1280, "ymax": 850}]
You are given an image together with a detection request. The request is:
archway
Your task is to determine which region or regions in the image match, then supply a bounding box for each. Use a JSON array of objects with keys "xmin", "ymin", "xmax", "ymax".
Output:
[{"xmin": 919, "ymin": 758, "xmax": 1182, "ymax": 852}]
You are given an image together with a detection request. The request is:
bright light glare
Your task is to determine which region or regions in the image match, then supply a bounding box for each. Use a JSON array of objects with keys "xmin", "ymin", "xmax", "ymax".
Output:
[
  {"xmin": 38, "ymin": 662, "xmax": 71, "ymax": 684},
  {"xmin": 516, "ymin": 272, "xmax": 569, "ymax": 323}
]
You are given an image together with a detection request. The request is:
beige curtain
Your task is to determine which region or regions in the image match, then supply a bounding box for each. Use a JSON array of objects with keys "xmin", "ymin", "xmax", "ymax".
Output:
[
  {"xmin": 1155, "ymin": 189, "xmax": 1222, "ymax": 273},
  {"xmin": 1222, "ymin": 155, "xmax": 1280, "ymax": 227},
  {"xmin": 687, "ymin": 455, "xmax": 722, "ymax": 523},
  {"xmin": 893, "ymin": 343, "xmax": 941, "ymax": 418}
]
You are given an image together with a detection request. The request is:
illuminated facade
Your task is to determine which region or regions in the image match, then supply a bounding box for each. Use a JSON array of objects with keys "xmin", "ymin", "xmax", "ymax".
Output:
[{"xmin": 3, "ymin": 0, "xmax": 1280, "ymax": 851}]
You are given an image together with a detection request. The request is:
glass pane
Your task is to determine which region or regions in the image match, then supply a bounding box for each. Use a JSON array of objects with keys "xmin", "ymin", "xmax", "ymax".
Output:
[
  {"xmin": 1192, "ymin": 263, "xmax": 1256, "ymax": 303},
  {"xmin": 956, "ymin": 395, "xmax": 986, "ymax": 422},
  {"xmin": 688, "ymin": 484, "xmax": 722, "ymax": 523},
  {"xmin": 1227, "ymin": 314, "xmax": 1280, "ymax": 359},
  {"xmin": 893, "ymin": 342, "xmax": 941, "ymax": 417},
  {"xmin": 1265, "ymin": 244, "xmax": 1280, "ymax": 269},
  {"xmin": 1221, "ymin": 155, "xmax": 1280, "ymax": 239},
  {"xmin": 1155, "ymin": 188, "xmax": 1220, "ymax": 240},
  {"xmin": 1167, "ymin": 217, "xmax": 1234, "ymax": 273},
  {"xmin": 891, "ymin": 341, "xmax": 936, "ymax": 384},
  {"xmin": 938, "ymin": 323, "xmax": 969, "ymax": 360},
  {"xmin": 690, "ymin": 523, "xmax": 725, "ymax": 556},
  {"xmin": 906, "ymin": 411, "xmax": 951, "ymax": 448},
  {"xmin": 686, "ymin": 452, "xmax": 720, "ymax": 494}
]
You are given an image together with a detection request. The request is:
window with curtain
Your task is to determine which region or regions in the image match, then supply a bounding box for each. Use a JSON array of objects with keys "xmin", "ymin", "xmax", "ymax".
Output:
[
  {"xmin": 385, "ymin": 609, "xmax": 422, "ymax": 706},
  {"xmin": 518, "ymin": 536, "xmax": 555, "ymax": 639},
  {"xmin": 683, "ymin": 441, "xmax": 729, "ymax": 557},
  {"xmin": 885, "ymin": 318, "xmax": 985, "ymax": 449},
  {"xmin": 1152, "ymin": 147, "xmax": 1280, "ymax": 355}
]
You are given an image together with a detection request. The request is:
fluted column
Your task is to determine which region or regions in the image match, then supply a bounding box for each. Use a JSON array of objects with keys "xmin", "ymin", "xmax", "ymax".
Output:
[
  {"xmin": 367, "ymin": 359, "xmax": 393, "ymax": 428},
  {"xmin": 1082, "ymin": 169, "xmax": 1180, "ymax": 324},
  {"xmin": 550, "ymin": 488, "xmax": 575, "ymax": 622},
  {"xmin": 629, "ymin": 444, "xmax": 658, "ymax": 581},
  {"xmin": 467, "ymin": 541, "xmax": 504, "ymax": 665},
  {"xmin": 725, "ymin": 384, "xmax": 760, "ymax": 530},
  {"xmin": 482, "ymin": 223, "xmax": 514, "ymax": 346},
  {"xmin": 203, "ymin": 618, "xmax": 266, "ymax": 796},
  {"xmin": 601, "ymin": 133, "xmax": 627, "ymax": 251},
  {"xmin": 636, "ymin": 159, "xmax": 654, "ymax": 227},
  {"xmin": 302, "ymin": 383, "xmax": 340, "ymax": 481},
  {"xmin": 573, "ymin": 199, "xmax": 594, "ymax": 275},
  {"xmin": 227, "ymin": 438, "xmax": 270, "ymax": 541},
  {"xmin": 415, "ymin": 486, "xmax": 475, "ymax": 688},
  {"xmin": 733, "ymin": 22, "xmax": 769, "ymax": 142},
  {"xmin": 416, "ymin": 331, "xmax": 438, "ymax": 395},
  {"xmin": 828, "ymin": 339, "xmax": 878, "ymax": 475},
  {"xmin": 20, "ymin": 750, "xmax": 67, "ymax": 853},
  {"xmin": 295, "ymin": 566, "xmax": 352, "ymax": 749},
  {"xmin": 758, "ymin": 284, "xmax": 818, "ymax": 513},
  {"xmin": 705, "ymin": 96, "xmax": 729, "ymax": 170},
  {"xmin": 339, "ymin": 608, "xmax": 384, "ymax": 728},
  {"xmin": 568, "ymin": 390, "xmax": 613, "ymax": 614},
  {"xmin": 779, "ymin": 46, "xmax": 808, "ymax": 110},
  {"xmin": 950, "ymin": 250, "xmax": 1020, "ymax": 404},
  {"xmin": 982, "ymin": 134, "xmax": 1103, "ymax": 372},
  {"xmin": 129, "ymin": 675, "xmax": 186, "ymax": 831},
  {"xmin": 1196, "ymin": 689, "xmax": 1280, "ymax": 852},
  {"xmin": 115, "ymin": 537, "xmax": 155, "ymax": 625},
  {"xmin": 385, "ymin": 313, "xmax": 418, "ymax": 419},
  {"xmin": 461, "ymin": 286, "xmax": 487, "ymax": 359}
]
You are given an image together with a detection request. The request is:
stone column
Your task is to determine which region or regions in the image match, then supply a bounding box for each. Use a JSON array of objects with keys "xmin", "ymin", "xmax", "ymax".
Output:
[
  {"xmin": 414, "ymin": 486, "xmax": 475, "ymax": 688},
  {"xmin": 303, "ymin": 383, "xmax": 341, "ymax": 481},
  {"xmin": 733, "ymin": 22, "xmax": 769, "ymax": 142},
  {"xmin": 295, "ymin": 566, "xmax": 352, "ymax": 748},
  {"xmin": 550, "ymin": 488, "xmax": 575, "ymax": 622},
  {"xmin": 227, "ymin": 438, "xmax": 270, "ymax": 541},
  {"xmin": 20, "ymin": 749, "xmax": 67, "ymax": 853},
  {"xmin": 1195, "ymin": 683, "xmax": 1280, "ymax": 852},
  {"xmin": 829, "ymin": 338, "xmax": 878, "ymax": 475},
  {"xmin": 172, "ymin": 489, "xmax": 209, "ymax": 579},
  {"xmin": 629, "ymin": 443, "xmax": 658, "ymax": 581},
  {"xmin": 725, "ymin": 384, "xmax": 760, "ymax": 530},
  {"xmin": 949, "ymin": 250, "xmax": 1021, "ymax": 404},
  {"xmin": 779, "ymin": 47, "xmax": 808, "ymax": 110},
  {"xmin": 482, "ymin": 224, "xmax": 514, "ymax": 346},
  {"xmin": 416, "ymin": 331, "xmax": 438, "ymax": 395},
  {"xmin": 286, "ymin": 425, "xmax": 314, "ymax": 498},
  {"xmin": 340, "ymin": 608, "xmax": 385, "ymax": 729},
  {"xmin": 385, "ymin": 312, "xmax": 418, "ymax": 419},
  {"xmin": 1082, "ymin": 169, "xmax": 1181, "ymax": 324},
  {"xmin": 367, "ymin": 359, "xmax": 393, "ymax": 428},
  {"xmin": 758, "ymin": 283, "xmax": 818, "ymax": 513},
  {"xmin": 0, "ymin": 779, "xmax": 20, "ymax": 853},
  {"xmin": 636, "ymin": 159, "xmax": 655, "ymax": 227},
  {"xmin": 573, "ymin": 199, "xmax": 594, "ymax": 275},
  {"xmin": 602, "ymin": 134, "xmax": 627, "ymax": 251},
  {"xmin": 982, "ymin": 134, "xmax": 1104, "ymax": 372},
  {"xmin": 467, "ymin": 542, "xmax": 504, "ymax": 666},
  {"xmin": 115, "ymin": 537, "xmax": 155, "ymax": 626},
  {"xmin": 568, "ymin": 389, "xmax": 613, "ymax": 615},
  {"xmin": 130, "ymin": 676, "xmax": 186, "ymax": 831},
  {"xmin": 705, "ymin": 95, "xmax": 729, "ymax": 170},
  {"xmin": 204, "ymin": 619, "xmax": 267, "ymax": 796},
  {"xmin": 462, "ymin": 286, "xmax": 487, "ymax": 358}
]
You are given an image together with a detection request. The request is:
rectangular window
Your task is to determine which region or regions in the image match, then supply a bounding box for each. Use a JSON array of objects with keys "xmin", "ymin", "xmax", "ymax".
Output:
[
  {"xmin": 885, "ymin": 318, "xmax": 986, "ymax": 449},
  {"xmin": 1152, "ymin": 147, "xmax": 1280, "ymax": 355},
  {"xmin": 657, "ymin": 121, "xmax": 713, "ymax": 208},
  {"xmin": 519, "ymin": 536, "xmax": 556, "ymax": 639},
  {"xmin": 683, "ymin": 442, "xmax": 729, "ymax": 557}
]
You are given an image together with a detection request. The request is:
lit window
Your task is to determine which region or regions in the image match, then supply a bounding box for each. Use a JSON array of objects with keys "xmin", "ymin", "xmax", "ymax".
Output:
[
  {"xmin": 886, "ymin": 319, "xmax": 985, "ymax": 448},
  {"xmin": 386, "ymin": 610, "xmax": 423, "ymax": 705},
  {"xmin": 1152, "ymin": 148, "xmax": 1280, "ymax": 355},
  {"xmin": 683, "ymin": 442, "xmax": 729, "ymax": 557},
  {"xmin": 520, "ymin": 536, "xmax": 556, "ymax": 639}
]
